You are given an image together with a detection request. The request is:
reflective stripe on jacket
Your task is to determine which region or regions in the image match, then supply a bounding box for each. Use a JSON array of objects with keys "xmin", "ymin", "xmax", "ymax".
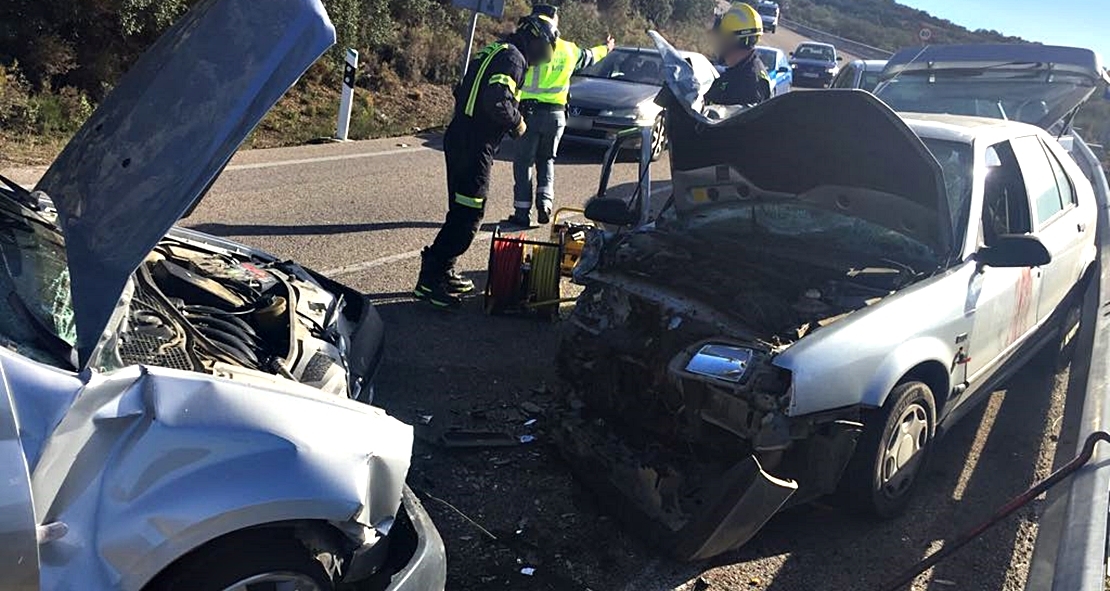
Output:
[{"xmin": 520, "ymin": 38, "xmax": 609, "ymax": 105}]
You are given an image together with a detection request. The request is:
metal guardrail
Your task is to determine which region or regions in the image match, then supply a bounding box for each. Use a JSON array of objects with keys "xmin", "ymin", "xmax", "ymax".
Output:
[
  {"xmin": 778, "ymin": 18, "xmax": 895, "ymax": 60},
  {"xmin": 1041, "ymin": 134, "xmax": 1110, "ymax": 591}
]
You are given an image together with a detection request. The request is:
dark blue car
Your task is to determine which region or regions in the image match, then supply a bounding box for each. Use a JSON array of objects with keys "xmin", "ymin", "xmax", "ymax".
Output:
[{"xmin": 789, "ymin": 42, "xmax": 842, "ymax": 88}]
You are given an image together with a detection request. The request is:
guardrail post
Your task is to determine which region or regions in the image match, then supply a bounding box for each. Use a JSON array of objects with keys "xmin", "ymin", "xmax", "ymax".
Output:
[{"xmin": 336, "ymin": 48, "xmax": 358, "ymax": 141}]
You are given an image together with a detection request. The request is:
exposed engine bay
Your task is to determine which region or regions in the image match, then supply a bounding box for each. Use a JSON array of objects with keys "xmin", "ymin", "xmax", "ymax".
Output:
[
  {"xmin": 553, "ymin": 216, "xmax": 931, "ymax": 559},
  {"xmin": 114, "ymin": 237, "xmax": 371, "ymax": 399}
]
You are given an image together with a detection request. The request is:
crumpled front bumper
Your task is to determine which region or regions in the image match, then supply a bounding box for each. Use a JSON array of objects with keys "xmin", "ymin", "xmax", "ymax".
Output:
[
  {"xmin": 348, "ymin": 486, "xmax": 447, "ymax": 590},
  {"xmin": 553, "ymin": 411, "xmax": 798, "ymax": 561}
]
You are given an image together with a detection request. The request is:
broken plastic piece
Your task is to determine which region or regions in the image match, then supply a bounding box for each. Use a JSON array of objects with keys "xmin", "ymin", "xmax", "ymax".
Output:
[
  {"xmin": 523, "ymin": 418, "xmax": 537, "ymax": 427},
  {"xmin": 439, "ymin": 431, "xmax": 519, "ymax": 448},
  {"xmin": 519, "ymin": 435, "xmax": 536, "ymax": 444},
  {"xmin": 520, "ymin": 567, "xmax": 536, "ymax": 576}
]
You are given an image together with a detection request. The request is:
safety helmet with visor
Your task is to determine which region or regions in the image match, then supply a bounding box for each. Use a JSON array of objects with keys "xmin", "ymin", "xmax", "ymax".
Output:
[
  {"xmin": 713, "ymin": 3, "xmax": 763, "ymax": 60},
  {"xmin": 516, "ymin": 14, "xmax": 559, "ymax": 65}
]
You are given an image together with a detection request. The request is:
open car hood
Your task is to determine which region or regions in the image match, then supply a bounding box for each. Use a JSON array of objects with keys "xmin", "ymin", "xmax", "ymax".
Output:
[
  {"xmin": 649, "ymin": 31, "xmax": 952, "ymax": 258},
  {"xmin": 34, "ymin": 0, "xmax": 336, "ymax": 366},
  {"xmin": 876, "ymin": 44, "xmax": 1109, "ymax": 133}
]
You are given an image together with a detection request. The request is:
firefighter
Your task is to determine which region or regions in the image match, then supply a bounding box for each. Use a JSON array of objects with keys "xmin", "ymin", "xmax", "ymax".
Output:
[
  {"xmin": 415, "ymin": 15, "xmax": 559, "ymax": 308},
  {"xmin": 505, "ymin": 4, "xmax": 615, "ymax": 228},
  {"xmin": 705, "ymin": 2, "xmax": 771, "ymax": 106}
]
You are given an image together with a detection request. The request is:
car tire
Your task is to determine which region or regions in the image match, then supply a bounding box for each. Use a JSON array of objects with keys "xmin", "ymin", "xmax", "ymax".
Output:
[
  {"xmin": 839, "ymin": 380, "xmax": 936, "ymax": 518},
  {"xmin": 146, "ymin": 530, "xmax": 335, "ymax": 591},
  {"xmin": 649, "ymin": 113, "xmax": 667, "ymax": 162}
]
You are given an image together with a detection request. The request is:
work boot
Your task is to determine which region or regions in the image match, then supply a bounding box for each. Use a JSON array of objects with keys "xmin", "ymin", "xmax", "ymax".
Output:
[
  {"xmin": 501, "ymin": 211, "xmax": 532, "ymax": 230},
  {"xmin": 445, "ymin": 267, "xmax": 475, "ymax": 294},
  {"xmin": 414, "ymin": 250, "xmax": 463, "ymax": 308},
  {"xmin": 537, "ymin": 207, "xmax": 552, "ymax": 225}
]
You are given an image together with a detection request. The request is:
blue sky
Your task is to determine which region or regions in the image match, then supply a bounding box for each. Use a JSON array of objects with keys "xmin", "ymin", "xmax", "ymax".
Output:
[{"xmin": 899, "ymin": 0, "xmax": 1109, "ymax": 64}]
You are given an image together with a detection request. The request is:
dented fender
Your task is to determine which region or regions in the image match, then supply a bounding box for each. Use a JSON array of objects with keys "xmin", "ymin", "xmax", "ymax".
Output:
[{"xmin": 27, "ymin": 365, "xmax": 412, "ymax": 591}]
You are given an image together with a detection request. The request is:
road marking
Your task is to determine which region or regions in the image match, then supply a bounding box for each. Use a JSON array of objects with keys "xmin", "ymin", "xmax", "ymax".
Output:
[
  {"xmin": 224, "ymin": 145, "xmax": 433, "ymax": 172},
  {"xmin": 321, "ymin": 183, "xmax": 673, "ymax": 279}
]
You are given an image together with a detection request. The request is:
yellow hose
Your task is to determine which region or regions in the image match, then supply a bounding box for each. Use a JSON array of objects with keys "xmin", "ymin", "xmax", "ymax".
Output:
[{"xmin": 529, "ymin": 244, "xmax": 561, "ymax": 317}]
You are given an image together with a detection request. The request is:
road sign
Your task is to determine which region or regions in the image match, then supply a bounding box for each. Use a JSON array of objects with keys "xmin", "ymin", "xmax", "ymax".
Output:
[
  {"xmin": 919, "ymin": 28, "xmax": 932, "ymax": 42},
  {"xmin": 452, "ymin": 0, "xmax": 504, "ymax": 18},
  {"xmin": 453, "ymin": 0, "xmax": 506, "ymax": 80}
]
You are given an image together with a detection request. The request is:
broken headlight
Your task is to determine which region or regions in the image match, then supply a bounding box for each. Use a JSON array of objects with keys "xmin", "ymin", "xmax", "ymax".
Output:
[{"xmin": 684, "ymin": 344, "xmax": 754, "ymax": 383}]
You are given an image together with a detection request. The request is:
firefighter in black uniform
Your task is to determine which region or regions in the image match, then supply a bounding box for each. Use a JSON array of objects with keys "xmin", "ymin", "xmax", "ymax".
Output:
[
  {"xmin": 705, "ymin": 2, "xmax": 771, "ymax": 106},
  {"xmin": 415, "ymin": 15, "xmax": 559, "ymax": 307}
]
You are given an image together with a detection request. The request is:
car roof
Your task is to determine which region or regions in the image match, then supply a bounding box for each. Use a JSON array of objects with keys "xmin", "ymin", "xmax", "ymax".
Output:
[
  {"xmin": 903, "ymin": 112, "xmax": 1046, "ymax": 145},
  {"xmin": 797, "ymin": 42, "xmax": 835, "ymax": 49},
  {"xmin": 862, "ymin": 60, "xmax": 887, "ymax": 70},
  {"xmin": 611, "ymin": 46, "xmax": 703, "ymax": 60},
  {"xmin": 885, "ymin": 44, "xmax": 1108, "ymax": 84}
]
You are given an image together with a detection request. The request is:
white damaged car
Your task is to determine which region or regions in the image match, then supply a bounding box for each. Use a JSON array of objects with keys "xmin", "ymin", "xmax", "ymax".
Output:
[
  {"xmin": 0, "ymin": 0, "xmax": 445, "ymax": 589},
  {"xmin": 554, "ymin": 34, "xmax": 1107, "ymax": 560}
]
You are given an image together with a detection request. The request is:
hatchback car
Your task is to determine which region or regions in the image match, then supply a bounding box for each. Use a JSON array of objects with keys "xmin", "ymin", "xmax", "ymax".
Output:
[
  {"xmin": 0, "ymin": 0, "xmax": 445, "ymax": 589},
  {"xmin": 553, "ymin": 33, "xmax": 1106, "ymax": 562},
  {"xmin": 790, "ymin": 42, "xmax": 843, "ymax": 88},
  {"xmin": 831, "ymin": 59, "xmax": 887, "ymax": 92},
  {"xmin": 564, "ymin": 47, "xmax": 718, "ymax": 161}
]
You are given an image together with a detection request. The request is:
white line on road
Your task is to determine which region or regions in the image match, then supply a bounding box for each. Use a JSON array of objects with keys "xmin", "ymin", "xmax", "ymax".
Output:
[
  {"xmin": 321, "ymin": 183, "xmax": 674, "ymax": 279},
  {"xmin": 224, "ymin": 145, "xmax": 433, "ymax": 172}
]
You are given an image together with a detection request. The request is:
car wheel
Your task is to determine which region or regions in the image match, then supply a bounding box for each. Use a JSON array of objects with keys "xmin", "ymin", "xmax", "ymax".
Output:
[
  {"xmin": 650, "ymin": 113, "xmax": 667, "ymax": 162},
  {"xmin": 839, "ymin": 381, "xmax": 936, "ymax": 518},
  {"xmin": 146, "ymin": 531, "xmax": 334, "ymax": 591}
]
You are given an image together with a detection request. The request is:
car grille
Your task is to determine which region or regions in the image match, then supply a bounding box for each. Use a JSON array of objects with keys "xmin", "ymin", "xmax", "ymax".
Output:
[{"xmin": 568, "ymin": 106, "xmax": 601, "ymax": 117}]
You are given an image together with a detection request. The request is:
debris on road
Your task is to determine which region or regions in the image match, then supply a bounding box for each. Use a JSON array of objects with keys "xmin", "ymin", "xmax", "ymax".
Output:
[
  {"xmin": 440, "ymin": 430, "xmax": 519, "ymax": 448},
  {"xmin": 521, "ymin": 567, "xmax": 536, "ymax": 576},
  {"xmin": 521, "ymin": 401, "xmax": 545, "ymax": 415},
  {"xmin": 519, "ymin": 435, "xmax": 536, "ymax": 444}
]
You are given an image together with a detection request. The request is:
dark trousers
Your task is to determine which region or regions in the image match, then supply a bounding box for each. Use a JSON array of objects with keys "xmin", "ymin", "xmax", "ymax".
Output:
[{"xmin": 427, "ymin": 126, "xmax": 496, "ymax": 268}]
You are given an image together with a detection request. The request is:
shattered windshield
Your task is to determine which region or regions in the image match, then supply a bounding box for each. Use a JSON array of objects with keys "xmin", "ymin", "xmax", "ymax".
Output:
[
  {"xmin": 757, "ymin": 5, "xmax": 777, "ymax": 16},
  {"xmin": 0, "ymin": 193, "xmax": 76, "ymax": 365},
  {"xmin": 678, "ymin": 203, "xmax": 938, "ymax": 272},
  {"xmin": 920, "ymin": 137, "xmax": 974, "ymax": 248},
  {"xmin": 875, "ymin": 70, "xmax": 1096, "ymax": 129},
  {"xmin": 795, "ymin": 45, "xmax": 834, "ymax": 62},
  {"xmin": 579, "ymin": 50, "xmax": 664, "ymax": 85}
]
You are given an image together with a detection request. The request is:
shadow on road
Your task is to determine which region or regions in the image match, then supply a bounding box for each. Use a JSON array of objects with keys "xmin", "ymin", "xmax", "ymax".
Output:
[{"xmin": 188, "ymin": 220, "xmax": 443, "ymax": 236}]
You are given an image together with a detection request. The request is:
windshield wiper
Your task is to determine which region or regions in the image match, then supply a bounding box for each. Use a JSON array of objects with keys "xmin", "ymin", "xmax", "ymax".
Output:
[{"xmin": 0, "ymin": 173, "xmax": 41, "ymax": 210}]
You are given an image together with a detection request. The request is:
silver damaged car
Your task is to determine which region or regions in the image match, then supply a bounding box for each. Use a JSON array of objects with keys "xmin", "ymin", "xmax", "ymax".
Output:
[
  {"xmin": 0, "ymin": 0, "xmax": 445, "ymax": 589},
  {"xmin": 554, "ymin": 33, "xmax": 1108, "ymax": 561}
]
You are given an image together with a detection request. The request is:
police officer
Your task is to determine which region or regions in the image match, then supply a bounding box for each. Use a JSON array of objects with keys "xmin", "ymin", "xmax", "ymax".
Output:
[
  {"xmin": 415, "ymin": 15, "xmax": 559, "ymax": 308},
  {"xmin": 506, "ymin": 5, "xmax": 614, "ymax": 228},
  {"xmin": 705, "ymin": 2, "xmax": 771, "ymax": 106}
]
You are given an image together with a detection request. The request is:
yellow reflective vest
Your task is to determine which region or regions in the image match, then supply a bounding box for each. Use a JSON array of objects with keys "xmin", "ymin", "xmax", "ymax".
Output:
[{"xmin": 520, "ymin": 38, "xmax": 610, "ymax": 106}]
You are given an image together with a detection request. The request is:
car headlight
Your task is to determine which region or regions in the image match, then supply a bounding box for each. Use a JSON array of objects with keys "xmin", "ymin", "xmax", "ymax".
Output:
[
  {"xmin": 684, "ymin": 344, "xmax": 754, "ymax": 383},
  {"xmin": 600, "ymin": 101, "xmax": 657, "ymax": 125}
]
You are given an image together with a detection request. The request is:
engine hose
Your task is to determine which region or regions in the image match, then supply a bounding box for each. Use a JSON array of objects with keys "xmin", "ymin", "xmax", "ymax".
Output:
[
  {"xmin": 195, "ymin": 326, "xmax": 261, "ymax": 367},
  {"xmin": 184, "ymin": 312, "xmax": 261, "ymax": 342},
  {"xmin": 487, "ymin": 235, "xmax": 525, "ymax": 312},
  {"xmin": 182, "ymin": 305, "xmax": 263, "ymax": 335},
  {"xmin": 529, "ymin": 244, "xmax": 561, "ymax": 316}
]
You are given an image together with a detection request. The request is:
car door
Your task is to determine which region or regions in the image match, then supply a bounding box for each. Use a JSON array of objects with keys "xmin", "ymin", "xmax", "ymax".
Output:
[
  {"xmin": 1008, "ymin": 135, "xmax": 1085, "ymax": 321},
  {"xmin": 0, "ymin": 373, "xmax": 40, "ymax": 591},
  {"xmin": 964, "ymin": 140, "xmax": 1042, "ymax": 384},
  {"xmin": 775, "ymin": 53, "xmax": 791, "ymax": 94}
]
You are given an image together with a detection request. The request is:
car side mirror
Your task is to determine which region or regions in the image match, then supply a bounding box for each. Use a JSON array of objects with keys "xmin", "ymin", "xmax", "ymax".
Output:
[
  {"xmin": 777, "ymin": 66, "xmax": 790, "ymax": 73},
  {"xmin": 788, "ymin": 52, "xmax": 794, "ymax": 57},
  {"xmin": 585, "ymin": 197, "xmax": 639, "ymax": 226},
  {"xmin": 976, "ymin": 234, "xmax": 1052, "ymax": 268},
  {"xmin": 836, "ymin": 56, "xmax": 844, "ymax": 62}
]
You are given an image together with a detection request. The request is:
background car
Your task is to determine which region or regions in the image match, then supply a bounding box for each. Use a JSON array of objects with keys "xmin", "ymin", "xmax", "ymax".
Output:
[
  {"xmin": 830, "ymin": 59, "xmax": 887, "ymax": 91},
  {"xmin": 0, "ymin": 0, "xmax": 446, "ymax": 589},
  {"xmin": 789, "ymin": 42, "xmax": 842, "ymax": 87},
  {"xmin": 753, "ymin": 0, "xmax": 780, "ymax": 33},
  {"xmin": 713, "ymin": 46, "xmax": 792, "ymax": 96},
  {"xmin": 564, "ymin": 46, "xmax": 718, "ymax": 161}
]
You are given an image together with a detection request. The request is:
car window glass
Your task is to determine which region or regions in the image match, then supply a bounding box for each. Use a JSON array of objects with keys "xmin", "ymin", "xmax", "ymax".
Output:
[
  {"xmin": 795, "ymin": 45, "xmax": 833, "ymax": 61},
  {"xmin": 1041, "ymin": 139, "xmax": 1078, "ymax": 207},
  {"xmin": 861, "ymin": 71, "xmax": 881, "ymax": 91},
  {"xmin": 921, "ymin": 137, "xmax": 974, "ymax": 244},
  {"xmin": 1010, "ymin": 135, "xmax": 1065, "ymax": 226},
  {"xmin": 831, "ymin": 68, "xmax": 851, "ymax": 88},
  {"xmin": 579, "ymin": 50, "xmax": 664, "ymax": 85},
  {"xmin": 981, "ymin": 142, "xmax": 1032, "ymax": 245}
]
